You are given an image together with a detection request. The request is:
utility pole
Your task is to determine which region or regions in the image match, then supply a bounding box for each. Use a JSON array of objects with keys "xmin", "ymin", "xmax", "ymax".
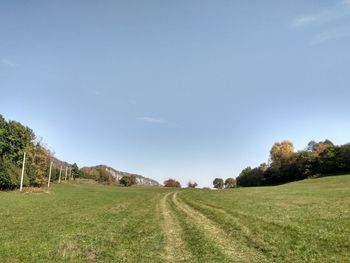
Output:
[
  {"xmin": 20, "ymin": 152, "xmax": 26, "ymax": 192},
  {"xmin": 58, "ymin": 166, "xmax": 62, "ymax": 183},
  {"xmin": 65, "ymin": 166, "xmax": 68, "ymax": 180},
  {"xmin": 48, "ymin": 161, "xmax": 53, "ymax": 187}
]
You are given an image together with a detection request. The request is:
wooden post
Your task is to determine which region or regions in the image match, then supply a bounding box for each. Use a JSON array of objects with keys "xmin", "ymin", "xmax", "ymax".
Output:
[
  {"xmin": 20, "ymin": 152, "xmax": 26, "ymax": 192},
  {"xmin": 58, "ymin": 166, "xmax": 62, "ymax": 183},
  {"xmin": 65, "ymin": 167, "xmax": 68, "ymax": 180},
  {"xmin": 48, "ymin": 161, "xmax": 53, "ymax": 187}
]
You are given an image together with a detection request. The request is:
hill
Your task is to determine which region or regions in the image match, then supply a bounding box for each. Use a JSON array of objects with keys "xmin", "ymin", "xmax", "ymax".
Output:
[
  {"xmin": 81, "ymin": 164, "xmax": 160, "ymax": 186},
  {"xmin": 51, "ymin": 156, "xmax": 72, "ymax": 169}
]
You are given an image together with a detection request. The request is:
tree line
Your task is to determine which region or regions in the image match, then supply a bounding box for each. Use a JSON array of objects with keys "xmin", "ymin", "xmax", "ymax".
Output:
[
  {"xmin": 0, "ymin": 114, "xmax": 147, "ymax": 190},
  {"xmin": 2, "ymin": 114, "xmax": 348, "ymax": 190},
  {"xmin": 0, "ymin": 114, "xmax": 72, "ymax": 189},
  {"xmin": 236, "ymin": 140, "xmax": 350, "ymax": 187}
]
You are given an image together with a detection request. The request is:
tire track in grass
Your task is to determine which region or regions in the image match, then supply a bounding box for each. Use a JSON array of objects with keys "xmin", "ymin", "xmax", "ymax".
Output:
[
  {"xmin": 185, "ymin": 198, "xmax": 314, "ymax": 261},
  {"xmin": 159, "ymin": 192, "xmax": 190, "ymax": 262},
  {"xmin": 196, "ymin": 201, "xmax": 306, "ymax": 250},
  {"xmin": 185, "ymin": 200, "xmax": 270, "ymax": 254},
  {"xmin": 172, "ymin": 192, "xmax": 267, "ymax": 263},
  {"xmin": 169, "ymin": 194, "xmax": 232, "ymax": 262}
]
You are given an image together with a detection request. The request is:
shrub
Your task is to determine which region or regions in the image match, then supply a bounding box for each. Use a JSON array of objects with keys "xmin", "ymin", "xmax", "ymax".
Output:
[
  {"xmin": 0, "ymin": 158, "xmax": 23, "ymax": 190},
  {"xmin": 163, "ymin": 179, "xmax": 181, "ymax": 188},
  {"xmin": 120, "ymin": 175, "xmax": 136, "ymax": 187},
  {"xmin": 188, "ymin": 181, "xmax": 198, "ymax": 188}
]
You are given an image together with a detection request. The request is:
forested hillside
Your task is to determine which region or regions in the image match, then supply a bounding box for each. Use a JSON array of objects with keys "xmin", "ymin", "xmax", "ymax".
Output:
[{"xmin": 81, "ymin": 165, "xmax": 159, "ymax": 186}]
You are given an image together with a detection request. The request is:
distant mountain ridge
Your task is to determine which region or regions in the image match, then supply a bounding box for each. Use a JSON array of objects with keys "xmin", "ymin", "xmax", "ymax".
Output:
[
  {"xmin": 51, "ymin": 156, "xmax": 71, "ymax": 170},
  {"xmin": 81, "ymin": 165, "xmax": 160, "ymax": 186}
]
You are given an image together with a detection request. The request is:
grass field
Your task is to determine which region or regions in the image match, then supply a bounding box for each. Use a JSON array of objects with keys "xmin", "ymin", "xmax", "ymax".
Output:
[{"xmin": 1, "ymin": 176, "xmax": 350, "ymax": 262}]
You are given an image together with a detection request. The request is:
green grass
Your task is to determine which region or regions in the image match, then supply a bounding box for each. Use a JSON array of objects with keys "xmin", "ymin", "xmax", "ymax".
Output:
[
  {"xmin": 1, "ymin": 176, "xmax": 350, "ymax": 262},
  {"xmin": 0, "ymin": 182, "xmax": 168, "ymax": 263},
  {"xmin": 179, "ymin": 175, "xmax": 350, "ymax": 262},
  {"xmin": 168, "ymin": 196, "xmax": 230, "ymax": 262}
]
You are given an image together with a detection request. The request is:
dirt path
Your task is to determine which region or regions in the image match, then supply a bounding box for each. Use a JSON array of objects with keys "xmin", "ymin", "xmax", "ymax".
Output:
[
  {"xmin": 159, "ymin": 192, "xmax": 189, "ymax": 262},
  {"xmin": 172, "ymin": 192, "xmax": 266, "ymax": 263}
]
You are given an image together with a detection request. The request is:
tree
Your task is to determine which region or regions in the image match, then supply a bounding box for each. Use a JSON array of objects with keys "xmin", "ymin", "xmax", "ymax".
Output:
[
  {"xmin": 163, "ymin": 179, "xmax": 181, "ymax": 188},
  {"xmin": 96, "ymin": 168, "xmax": 114, "ymax": 184},
  {"xmin": 213, "ymin": 178, "xmax": 224, "ymax": 189},
  {"xmin": 0, "ymin": 115, "xmax": 39, "ymax": 189},
  {"xmin": 71, "ymin": 163, "xmax": 81, "ymax": 179},
  {"xmin": 3, "ymin": 120, "xmax": 35, "ymax": 166},
  {"xmin": 307, "ymin": 140, "xmax": 317, "ymax": 152},
  {"xmin": 338, "ymin": 144, "xmax": 350, "ymax": 173},
  {"xmin": 310, "ymin": 140, "xmax": 334, "ymax": 155},
  {"xmin": 294, "ymin": 151, "xmax": 317, "ymax": 178},
  {"xmin": 237, "ymin": 166, "xmax": 265, "ymax": 187},
  {"xmin": 120, "ymin": 175, "xmax": 136, "ymax": 186},
  {"xmin": 0, "ymin": 114, "xmax": 6, "ymax": 156},
  {"xmin": 187, "ymin": 181, "xmax": 198, "ymax": 188},
  {"xmin": 224, "ymin": 178, "xmax": 236, "ymax": 188},
  {"xmin": 270, "ymin": 140, "xmax": 295, "ymax": 167},
  {"xmin": 29, "ymin": 142, "xmax": 50, "ymax": 186},
  {"xmin": 318, "ymin": 145, "xmax": 338, "ymax": 174},
  {"xmin": 80, "ymin": 167, "xmax": 115, "ymax": 184},
  {"xmin": 0, "ymin": 158, "xmax": 21, "ymax": 190}
]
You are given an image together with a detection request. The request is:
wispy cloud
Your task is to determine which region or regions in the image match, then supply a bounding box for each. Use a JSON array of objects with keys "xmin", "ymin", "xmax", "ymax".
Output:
[
  {"xmin": 310, "ymin": 26, "xmax": 350, "ymax": 45},
  {"xmin": 138, "ymin": 117, "xmax": 166, "ymax": 124},
  {"xmin": 1, "ymin": 58, "xmax": 17, "ymax": 68},
  {"xmin": 291, "ymin": 1, "xmax": 350, "ymax": 44},
  {"xmin": 292, "ymin": 14, "xmax": 323, "ymax": 27},
  {"xmin": 341, "ymin": 0, "xmax": 350, "ymax": 8},
  {"xmin": 292, "ymin": 7, "xmax": 350, "ymax": 28},
  {"xmin": 138, "ymin": 116, "xmax": 178, "ymax": 127}
]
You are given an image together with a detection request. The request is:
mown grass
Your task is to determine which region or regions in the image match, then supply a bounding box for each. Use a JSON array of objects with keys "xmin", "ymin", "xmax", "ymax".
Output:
[
  {"xmin": 1, "ymin": 175, "xmax": 350, "ymax": 262},
  {"xmin": 167, "ymin": 196, "xmax": 230, "ymax": 262},
  {"xmin": 179, "ymin": 175, "xmax": 350, "ymax": 262},
  {"xmin": 0, "ymin": 182, "xmax": 167, "ymax": 263}
]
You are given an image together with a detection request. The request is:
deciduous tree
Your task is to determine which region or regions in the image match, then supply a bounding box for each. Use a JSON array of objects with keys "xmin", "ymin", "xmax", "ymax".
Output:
[
  {"xmin": 213, "ymin": 178, "xmax": 224, "ymax": 189},
  {"xmin": 71, "ymin": 163, "xmax": 81, "ymax": 179},
  {"xmin": 163, "ymin": 179, "xmax": 181, "ymax": 188},
  {"xmin": 224, "ymin": 178, "xmax": 236, "ymax": 188},
  {"xmin": 120, "ymin": 175, "xmax": 136, "ymax": 186}
]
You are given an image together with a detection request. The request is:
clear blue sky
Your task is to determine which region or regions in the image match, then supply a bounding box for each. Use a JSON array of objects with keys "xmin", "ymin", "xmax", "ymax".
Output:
[{"xmin": 1, "ymin": 1, "xmax": 350, "ymax": 187}]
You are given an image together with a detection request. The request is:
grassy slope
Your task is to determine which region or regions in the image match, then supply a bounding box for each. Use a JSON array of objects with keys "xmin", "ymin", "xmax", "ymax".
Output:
[
  {"xmin": 0, "ymin": 176, "xmax": 349, "ymax": 262},
  {"xmin": 179, "ymin": 175, "xmax": 350, "ymax": 262}
]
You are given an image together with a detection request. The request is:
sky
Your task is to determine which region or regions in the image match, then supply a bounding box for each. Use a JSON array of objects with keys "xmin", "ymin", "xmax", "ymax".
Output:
[{"xmin": 1, "ymin": 0, "xmax": 350, "ymax": 187}]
